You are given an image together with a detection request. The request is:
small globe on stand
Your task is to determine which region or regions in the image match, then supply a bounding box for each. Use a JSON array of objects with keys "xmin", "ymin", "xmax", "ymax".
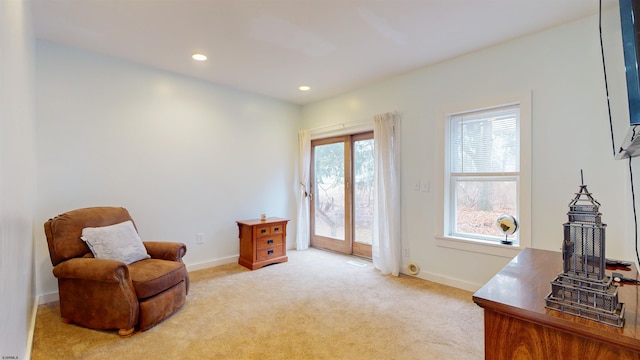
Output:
[{"xmin": 496, "ymin": 214, "xmax": 518, "ymax": 245}]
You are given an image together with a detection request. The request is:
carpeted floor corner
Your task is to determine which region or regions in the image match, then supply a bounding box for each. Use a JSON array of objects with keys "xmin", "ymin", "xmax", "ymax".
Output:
[{"xmin": 31, "ymin": 248, "xmax": 484, "ymax": 359}]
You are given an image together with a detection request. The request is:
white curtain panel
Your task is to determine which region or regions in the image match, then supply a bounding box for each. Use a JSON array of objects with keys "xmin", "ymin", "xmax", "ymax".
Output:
[
  {"xmin": 373, "ymin": 112, "xmax": 402, "ymax": 276},
  {"xmin": 296, "ymin": 130, "xmax": 311, "ymax": 250}
]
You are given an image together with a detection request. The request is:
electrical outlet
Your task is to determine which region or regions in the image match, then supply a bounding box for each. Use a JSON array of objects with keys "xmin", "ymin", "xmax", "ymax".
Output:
[
  {"xmin": 421, "ymin": 180, "xmax": 429, "ymax": 192},
  {"xmin": 414, "ymin": 179, "xmax": 421, "ymax": 191},
  {"xmin": 196, "ymin": 233, "xmax": 204, "ymax": 245}
]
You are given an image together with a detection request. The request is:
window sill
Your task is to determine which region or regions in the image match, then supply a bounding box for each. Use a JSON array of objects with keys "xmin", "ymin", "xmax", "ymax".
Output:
[{"xmin": 435, "ymin": 235, "xmax": 523, "ymax": 259}]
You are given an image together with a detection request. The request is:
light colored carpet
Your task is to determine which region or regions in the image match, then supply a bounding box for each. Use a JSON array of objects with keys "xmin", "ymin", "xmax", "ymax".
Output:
[{"xmin": 31, "ymin": 248, "xmax": 484, "ymax": 359}]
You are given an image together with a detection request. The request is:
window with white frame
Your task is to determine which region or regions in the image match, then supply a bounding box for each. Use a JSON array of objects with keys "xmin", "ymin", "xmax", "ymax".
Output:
[{"xmin": 445, "ymin": 103, "xmax": 520, "ymax": 246}]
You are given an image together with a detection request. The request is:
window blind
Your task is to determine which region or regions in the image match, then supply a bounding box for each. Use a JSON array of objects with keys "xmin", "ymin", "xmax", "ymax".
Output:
[{"xmin": 450, "ymin": 105, "xmax": 520, "ymax": 174}]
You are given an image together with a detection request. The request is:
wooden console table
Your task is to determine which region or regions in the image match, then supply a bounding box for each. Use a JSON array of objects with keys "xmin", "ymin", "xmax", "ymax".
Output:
[{"xmin": 473, "ymin": 248, "xmax": 640, "ymax": 359}]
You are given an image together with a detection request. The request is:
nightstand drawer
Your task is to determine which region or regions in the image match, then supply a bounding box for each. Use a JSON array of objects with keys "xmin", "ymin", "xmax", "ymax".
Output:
[
  {"xmin": 271, "ymin": 224, "xmax": 284, "ymax": 234},
  {"xmin": 256, "ymin": 234, "xmax": 283, "ymax": 249},
  {"xmin": 256, "ymin": 246, "xmax": 284, "ymax": 261},
  {"xmin": 256, "ymin": 226, "xmax": 271, "ymax": 237}
]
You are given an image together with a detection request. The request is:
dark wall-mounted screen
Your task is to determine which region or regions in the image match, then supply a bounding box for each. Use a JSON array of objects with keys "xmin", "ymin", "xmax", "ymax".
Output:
[{"xmin": 620, "ymin": 0, "xmax": 640, "ymax": 124}]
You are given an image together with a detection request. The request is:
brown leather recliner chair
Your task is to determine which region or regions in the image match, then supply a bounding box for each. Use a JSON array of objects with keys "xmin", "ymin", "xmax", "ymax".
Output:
[{"xmin": 44, "ymin": 207, "xmax": 189, "ymax": 337}]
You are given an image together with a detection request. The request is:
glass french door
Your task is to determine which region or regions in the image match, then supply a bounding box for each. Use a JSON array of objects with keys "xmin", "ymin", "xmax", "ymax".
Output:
[{"xmin": 310, "ymin": 132, "xmax": 373, "ymax": 258}]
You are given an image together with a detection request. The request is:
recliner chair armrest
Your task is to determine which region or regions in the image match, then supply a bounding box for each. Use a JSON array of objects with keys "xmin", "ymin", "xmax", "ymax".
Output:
[
  {"xmin": 53, "ymin": 258, "xmax": 129, "ymax": 283},
  {"xmin": 143, "ymin": 241, "xmax": 187, "ymax": 262}
]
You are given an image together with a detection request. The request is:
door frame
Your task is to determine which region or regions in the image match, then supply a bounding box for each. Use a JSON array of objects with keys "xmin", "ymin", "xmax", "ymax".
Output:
[
  {"xmin": 310, "ymin": 135, "xmax": 352, "ymax": 254},
  {"xmin": 310, "ymin": 132, "xmax": 373, "ymax": 258}
]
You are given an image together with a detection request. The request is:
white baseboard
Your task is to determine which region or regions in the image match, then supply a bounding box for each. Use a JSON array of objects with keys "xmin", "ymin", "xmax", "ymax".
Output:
[
  {"xmin": 186, "ymin": 255, "xmax": 237, "ymax": 272},
  {"xmin": 38, "ymin": 292, "xmax": 59, "ymax": 305},
  {"xmin": 406, "ymin": 269, "xmax": 483, "ymax": 293},
  {"xmin": 26, "ymin": 296, "xmax": 39, "ymax": 360}
]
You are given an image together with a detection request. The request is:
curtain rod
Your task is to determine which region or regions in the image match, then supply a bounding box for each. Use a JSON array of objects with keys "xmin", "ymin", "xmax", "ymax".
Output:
[{"xmin": 307, "ymin": 119, "xmax": 371, "ymax": 132}]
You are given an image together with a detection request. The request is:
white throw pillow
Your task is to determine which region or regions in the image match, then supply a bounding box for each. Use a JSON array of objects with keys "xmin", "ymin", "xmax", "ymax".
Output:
[{"xmin": 81, "ymin": 220, "xmax": 150, "ymax": 264}]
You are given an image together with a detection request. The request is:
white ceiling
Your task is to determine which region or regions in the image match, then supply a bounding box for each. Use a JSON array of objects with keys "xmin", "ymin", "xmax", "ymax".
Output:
[{"xmin": 31, "ymin": 0, "xmax": 607, "ymax": 105}]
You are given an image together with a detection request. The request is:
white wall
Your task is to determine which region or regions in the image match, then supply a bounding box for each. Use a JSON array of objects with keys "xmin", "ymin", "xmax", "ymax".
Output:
[
  {"xmin": 301, "ymin": 13, "xmax": 632, "ymax": 290},
  {"xmin": 0, "ymin": 0, "xmax": 36, "ymax": 358},
  {"xmin": 35, "ymin": 42, "xmax": 300, "ymax": 297}
]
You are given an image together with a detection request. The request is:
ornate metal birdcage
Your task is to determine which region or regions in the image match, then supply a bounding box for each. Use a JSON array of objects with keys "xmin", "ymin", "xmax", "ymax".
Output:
[{"xmin": 544, "ymin": 174, "xmax": 624, "ymax": 327}]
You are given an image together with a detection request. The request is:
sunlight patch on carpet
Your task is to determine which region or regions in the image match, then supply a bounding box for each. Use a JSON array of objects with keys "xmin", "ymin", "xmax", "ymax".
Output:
[{"xmin": 347, "ymin": 260, "xmax": 367, "ymax": 267}]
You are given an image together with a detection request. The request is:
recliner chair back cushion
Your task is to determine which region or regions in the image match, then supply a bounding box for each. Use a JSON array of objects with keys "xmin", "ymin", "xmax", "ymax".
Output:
[{"xmin": 45, "ymin": 207, "xmax": 135, "ymax": 266}]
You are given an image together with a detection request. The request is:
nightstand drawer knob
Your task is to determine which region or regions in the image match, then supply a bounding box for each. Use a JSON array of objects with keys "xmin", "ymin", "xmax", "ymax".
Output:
[
  {"xmin": 267, "ymin": 249, "xmax": 274, "ymax": 255},
  {"xmin": 274, "ymin": 227, "xmax": 280, "ymax": 231},
  {"xmin": 261, "ymin": 229, "xmax": 267, "ymax": 234},
  {"xmin": 267, "ymin": 239, "xmax": 274, "ymax": 244}
]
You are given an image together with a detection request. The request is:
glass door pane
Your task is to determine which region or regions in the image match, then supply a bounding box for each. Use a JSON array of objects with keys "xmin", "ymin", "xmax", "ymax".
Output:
[
  {"xmin": 353, "ymin": 138, "xmax": 374, "ymax": 246},
  {"xmin": 314, "ymin": 142, "xmax": 346, "ymax": 240}
]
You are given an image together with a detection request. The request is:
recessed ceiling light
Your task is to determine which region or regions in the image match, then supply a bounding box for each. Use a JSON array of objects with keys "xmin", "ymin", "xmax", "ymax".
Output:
[
  {"xmin": 299, "ymin": 85, "xmax": 310, "ymax": 91},
  {"xmin": 192, "ymin": 53, "xmax": 207, "ymax": 61}
]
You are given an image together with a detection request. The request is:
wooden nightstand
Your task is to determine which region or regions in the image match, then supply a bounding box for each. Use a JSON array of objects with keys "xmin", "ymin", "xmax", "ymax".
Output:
[{"xmin": 236, "ymin": 217, "xmax": 289, "ymax": 270}]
